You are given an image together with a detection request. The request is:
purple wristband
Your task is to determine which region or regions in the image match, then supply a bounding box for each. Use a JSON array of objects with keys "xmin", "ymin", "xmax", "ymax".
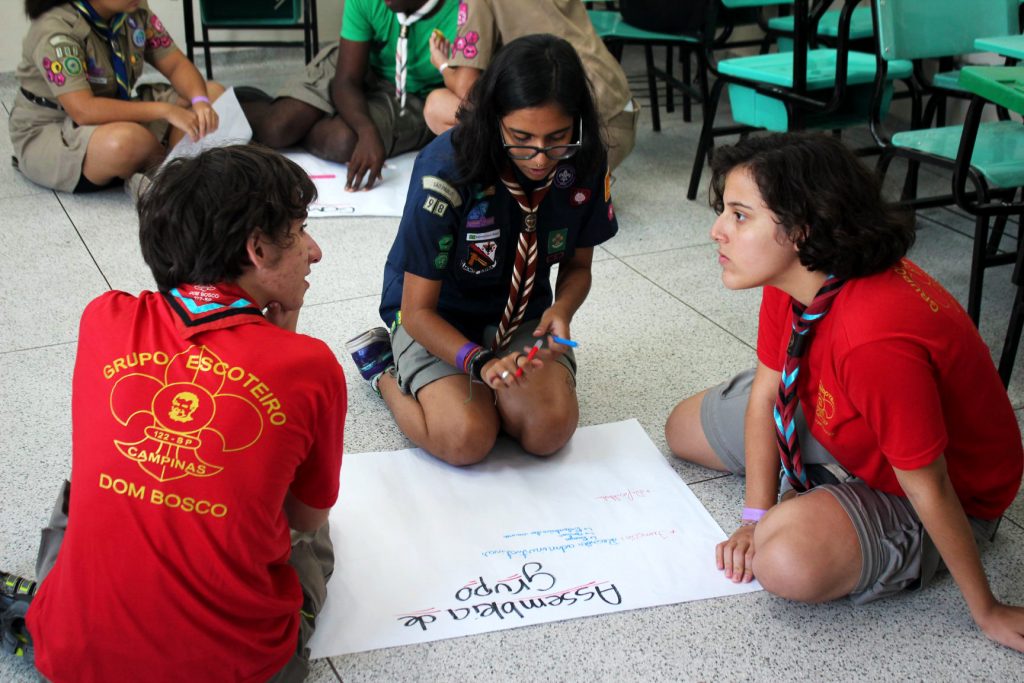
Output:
[
  {"xmin": 456, "ymin": 342, "xmax": 482, "ymax": 373},
  {"xmin": 741, "ymin": 507, "xmax": 768, "ymax": 523},
  {"xmin": 191, "ymin": 95, "xmax": 210, "ymax": 105}
]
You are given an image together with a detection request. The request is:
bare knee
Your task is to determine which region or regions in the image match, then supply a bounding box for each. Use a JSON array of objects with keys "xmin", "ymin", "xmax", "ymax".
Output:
[
  {"xmin": 255, "ymin": 111, "xmax": 310, "ymax": 149},
  {"xmin": 752, "ymin": 506, "xmax": 839, "ymax": 603},
  {"xmin": 431, "ymin": 421, "xmax": 497, "ymax": 467},
  {"xmin": 303, "ymin": 119, "xmax": 358, "ymax": 163},
  {"xmin": 424, "ymin": 88, "xmax": 459, "ymax": 135},
  {"xmin": 90, "ymin": 123, "xmax": 160, "ymax": 175},
  {"xmin": 518, "ymin": 406, "xmax": 578, "ymax": 456},
  {"xmin": 665, "ymin": 391, "xmax": 728, "ymax": 470}
]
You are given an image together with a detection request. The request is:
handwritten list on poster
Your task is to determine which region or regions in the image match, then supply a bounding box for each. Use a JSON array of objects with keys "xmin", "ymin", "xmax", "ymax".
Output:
[{"xmin": 308, "ymin": 419, "xmax": 760, "ymax": 658}]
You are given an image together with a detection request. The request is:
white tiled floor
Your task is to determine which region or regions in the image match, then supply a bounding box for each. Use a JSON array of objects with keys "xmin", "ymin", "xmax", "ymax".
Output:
[{"xmin": 2, "ymin": 47, "xmax": 1023, "ymax": 682}]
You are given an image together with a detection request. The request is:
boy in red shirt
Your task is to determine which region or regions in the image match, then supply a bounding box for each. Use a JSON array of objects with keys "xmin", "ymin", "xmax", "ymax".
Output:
[
  {"xmin": 666, "ymin": 133, "xmax": 1024, "ymax": 652},
  {"xmin": 1, "ymin": 145, "xmax": 346, "ymax": 681}
]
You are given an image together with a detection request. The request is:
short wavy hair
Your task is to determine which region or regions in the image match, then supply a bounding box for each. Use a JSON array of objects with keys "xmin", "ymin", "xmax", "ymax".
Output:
[
  {"xmin": 452, "ymin": 33, "xmax": 607, "ymax": 187},
  {"xmin": 710, "ymin": 133, "xmax": 915, "ymax": 279},
  {"xmin": 138, "ymin": 144, "xmax": 316, "ymax": 291}
]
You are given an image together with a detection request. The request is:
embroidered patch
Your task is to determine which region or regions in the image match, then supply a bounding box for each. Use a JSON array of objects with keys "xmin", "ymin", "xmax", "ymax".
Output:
[
  {"xmin": 62, "ymin": 56, "xmax": 83, "ymax": 76},
  {"xmin": 468, "ymin": 201, "xmax": 489, "ymax": 220},
  {"xmin": 53, "ymin": 44, "xmax": 80, "ymax": 59},
  {"xmin": 547, "ymin": 229, "xmax": 568, "ymax": 253},
  {"xmin": 42, "ymin": 58, "xmax": 65, "ymax": 86},
  {"xmin": 569, "ymin": 188, "xmax": 591, "ymax": 207},
  {"xmin": 474, "ymin": 185, "xmax": 496, "ymax": 199},
  {"xmin": 467, "ymin": 228, "xmax": 500, "ymax": 241},
  {"xmin": 150, "ymin": 14, "xmax": 166, "ymax": 33},
  {"xmin": 453, "ymin": 31, "xmax": 479, "ymax": 59},
  {"xmin": 434, "ymin": 253, "xmax": 449, "ymax": 270},
  {"xmin": 604, "ymin": 169, "xmax": 611, "ymax": 202},
  {"xmin": 133, "ymin": 28, "xmax": 146, "ymax": 47},
  {"xmin": 423, "ymin": 196, "xmax": 449, "ymax": 217},
  {"xmin": 438, "ymin": 235, "xmax": 454, "ymax": 252},
  {"xmin": 87, "ymin": 56, "xmax": 104, "ymax": 78},
  {"xmin": 422, "ymin": 176, "xmax": 462, "ymax": 207},
  {"xmin": 127, "ymin": 16, "xmax": 138, "ymax": 29},
  {"xmin": 458, "ymin": 1, "xmax": 468, "ymax": 26},
  {"xmin": 466, "ymin": 217, "xmax": 495, "ymax": 229},
  {"xmin": 461, "ymin": 241, "xmax": 498, "ymax": 274},
  {"xmin": 554, "ymin": 165, "xmax": 576, "ymax": 189}
]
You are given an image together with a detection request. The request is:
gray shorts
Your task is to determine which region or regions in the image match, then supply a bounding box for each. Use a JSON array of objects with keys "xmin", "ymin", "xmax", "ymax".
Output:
[
  {"xmin": 701, "ymin": 368, "xmax": 999, "ymax": 605},
  {"xmin": 392, "ymin": 320, "xmax": 577, "ymax": 397},
  {"xmin": 277, "ymin": 44, "xmax": 434, "ymax": 158}
]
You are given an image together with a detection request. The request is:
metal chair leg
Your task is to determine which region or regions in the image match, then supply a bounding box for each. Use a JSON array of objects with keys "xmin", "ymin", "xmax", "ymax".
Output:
[
  {"xmin": 645, "ymin": 44, "xmax": 661, "ymax": 132},
  {"xmin": 967, "ymin": 213, "xmax": 990, "ymax": 324},
  {"xmin": 665, "ymin": 45, "xmax": 675, "ymax": 113},
  {"xmin": 687, "ymin": 77, "xmax": 725, "ymax": 201},
  {"xmin": 682, "ymin": 50, "xmax": 693, "ymax": 122},
  {"xmin": 202, "ymin": 23, "xmax": 213, "ymax": 80}
]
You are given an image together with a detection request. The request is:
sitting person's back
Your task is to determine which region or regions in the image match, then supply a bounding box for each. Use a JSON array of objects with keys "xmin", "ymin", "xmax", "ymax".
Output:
[{"xmin": 23, "ymin": 145, "xmax": 346, "ymax": 682}]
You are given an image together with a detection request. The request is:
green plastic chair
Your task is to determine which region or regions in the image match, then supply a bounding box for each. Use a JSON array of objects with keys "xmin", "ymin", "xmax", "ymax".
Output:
[
  {"xmin": 869, "ymin": 0, "xmax": 1022, "ymax": 323},
  {"xmin": 687, "ymin": 0, "xmax": 913, "ymax": 200},
  {"xmin": 183, "ymin": 0, "xmax": 320, "ymax": 79},
  {"xmin": 768, "ymin": 5, "xmax": 876, "ymax": 52},
  {"xmin": 953, "ymin": 66, "xmax": 1024, "ymax": 384}
]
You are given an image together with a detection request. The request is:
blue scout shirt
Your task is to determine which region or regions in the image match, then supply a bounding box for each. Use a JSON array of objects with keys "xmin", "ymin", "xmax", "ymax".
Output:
[{"xmin": 380, "ymin": 129, "xmax": 618, "ymax": 342}]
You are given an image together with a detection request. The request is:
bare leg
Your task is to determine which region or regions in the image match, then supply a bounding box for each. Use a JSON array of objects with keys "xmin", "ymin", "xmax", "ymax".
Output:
[
  {"xmin": 81, "ymin": 122, "xmax": 164, "ymax": 185},
  {"xmin": 752, "ymin": 491, "xmax": 861, "ymax": 602},
  {"xmin": 242, "ymin": 96, "xmax": 327, "ymax": 149},
  {"xmin": 424, "ymin": 87, "xmax": 462, "ymax": 135},
  {"xmin": 665, "ymin": 390, "xmax": 730, "ymax": 470},
  {"xmin": 496, "ymin": 360, "xmax": 579, "ymax": 456},
  {"xmin": 379, "ymin": 373, "xmax": 501, "ymax": 466},
  {"xmin": 301, "ymin": 115, "xmax": 358, "ymax": 163}
]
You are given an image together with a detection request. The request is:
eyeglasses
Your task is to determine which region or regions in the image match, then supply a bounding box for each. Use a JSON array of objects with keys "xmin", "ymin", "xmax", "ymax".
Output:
[{"xmin": 501, "ymin": 119, "xmax": 583, "ymax": 161}]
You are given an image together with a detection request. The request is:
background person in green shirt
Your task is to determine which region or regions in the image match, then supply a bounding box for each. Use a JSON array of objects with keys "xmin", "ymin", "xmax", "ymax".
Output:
[{"xmin": 240, "ymin": 0, "xmax": 457, "ymax": 190}]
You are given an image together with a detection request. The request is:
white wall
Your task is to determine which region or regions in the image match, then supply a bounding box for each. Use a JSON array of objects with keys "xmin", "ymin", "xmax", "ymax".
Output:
[{"xmin": 1, "ymin": 0, "xmax": 345, "ymax": 73}]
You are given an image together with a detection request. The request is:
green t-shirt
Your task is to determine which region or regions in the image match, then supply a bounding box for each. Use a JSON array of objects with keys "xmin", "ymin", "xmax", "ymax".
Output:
[{"xmin": 340, "ymin": 0, "xmax": 458, "ymax": 98}]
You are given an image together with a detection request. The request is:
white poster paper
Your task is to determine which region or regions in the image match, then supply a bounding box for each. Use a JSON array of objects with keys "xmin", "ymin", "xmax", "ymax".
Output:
[
  {"xmin": 309, "ymin": 419, "xmax": 760, "ymax": 658},
  {"xmin": 162, "ymin": 87, "xmax": 252, "ymax": 165},
  {"xmin": 281, "ymin": 150, "xmax": 417, "ymax": 218}
]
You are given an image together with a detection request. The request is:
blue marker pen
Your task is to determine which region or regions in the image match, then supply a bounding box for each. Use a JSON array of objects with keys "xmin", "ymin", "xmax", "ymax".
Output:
[{"xmin": 551, "ymin": 335, "xmax": 579, "ymax": 348}]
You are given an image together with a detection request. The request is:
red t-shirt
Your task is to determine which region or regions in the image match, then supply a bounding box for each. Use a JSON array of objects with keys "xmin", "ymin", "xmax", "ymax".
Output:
[
  {"xmin": 28, "ymin": 284, "xmax": 346, "ymax": 683},
  {"xmin": 757, "ymin": 259, "xmax": 1022, "ymax": 519}
]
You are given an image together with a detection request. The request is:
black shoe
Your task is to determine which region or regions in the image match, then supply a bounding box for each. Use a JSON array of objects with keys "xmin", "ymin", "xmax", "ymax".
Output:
[
  {"xmin": 0, "ymin": 572, "xmax": 37, "ymax": 607},
  {"xmin": 233, "ymin": 85, "xmax": 274, "ymax": 104}
]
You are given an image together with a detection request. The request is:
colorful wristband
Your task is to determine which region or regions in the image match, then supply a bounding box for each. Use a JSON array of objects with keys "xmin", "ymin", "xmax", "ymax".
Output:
[
  {"xmin": 191, "ymin": 95, "xmax": 210, "ymax": 105},
  {"xmin": 741, "ymin": 507, "xmax": 768, "ymax": 523},
  {"xmin": 456, "ymin": 342, "xmax": 482, "ymax": 373}
]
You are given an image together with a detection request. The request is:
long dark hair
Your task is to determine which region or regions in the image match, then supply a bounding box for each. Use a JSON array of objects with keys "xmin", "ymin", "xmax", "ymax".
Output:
[
  {"xmin": 452, "ymin": 33, "xmax": 606, "ymax": 186},
  {"xmin": 710, "ymin": 133, "xmax": 916, "ymax": 279},
  {"xmin": 26, "ymin": 0, "xmax": 69, "ymax": 19},
  {"xmin": 139, "ymin": 145, "xmax": 316, "ymax": 291}
]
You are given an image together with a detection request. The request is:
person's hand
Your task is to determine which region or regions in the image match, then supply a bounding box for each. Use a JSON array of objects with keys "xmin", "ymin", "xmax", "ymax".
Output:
[
  {"xmin": 264, "ymin": 302, "xmax": 299, "ymax": 333},
  {"xmin": 716, "ymin": 524, "xmax": 757, "ymax": 583},
  {"xmin": 974, "ymin": 602, "xmax": 1024, "ymax": 652},
  {"xmin": 534, "ymin": 305, "xmax": 572, "ymax": 357},
  {"xmin": 345, "ymin": 131, "xmax": 386, "ymax": 191},
  {"xmin": 429, "ymin": 30, "xmax": 451, "ymax": 71},
  {"xmin": 164, "ymin": 103, "xmax": 201, "ymax": 142},
  {"xmin": 192, "ymin": 99, "xmax": 219, "ymax": 139},
  {"xmin": 480, "ymin": 353, "xmax": 538, "ymax": 391}
]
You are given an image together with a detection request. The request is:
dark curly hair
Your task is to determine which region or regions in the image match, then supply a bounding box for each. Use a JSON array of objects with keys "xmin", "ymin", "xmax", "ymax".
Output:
[
  {"xmin": 138, "ymin": 144, "xmax": 316, "ymax": 291},
  {"xmin": 25, "ymin": 0, "xmax": 67, "ymax": 19},
  {"xmin": 710, "ymin": 133, "xmax": 915, "ymax": 279},
  {"xmin": 452, "ymin": 33, "xmax": 606, "ymax": 187}
]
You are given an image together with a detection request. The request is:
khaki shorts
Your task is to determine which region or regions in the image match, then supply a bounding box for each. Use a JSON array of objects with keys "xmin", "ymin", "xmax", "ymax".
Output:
[
  {"xmin": 9, "ymin": 83, "xmax": 178, "ymax": 193},
  {"xmin": 701, "ymin": 367, "xmax": 1000, "ymax": 605},
  {"xmin": 392, "ymin": 320, "xmax": 577, "ymax": 397},
  {"xmin": 277, "ymin": 44, "xmax": 434, "ymax": 158}
]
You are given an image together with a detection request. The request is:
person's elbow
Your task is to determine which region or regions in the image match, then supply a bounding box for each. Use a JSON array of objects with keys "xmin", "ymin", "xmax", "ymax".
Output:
[{"xmin": 284, "ymin": 491, "xmax": 330, "ymax": 532}]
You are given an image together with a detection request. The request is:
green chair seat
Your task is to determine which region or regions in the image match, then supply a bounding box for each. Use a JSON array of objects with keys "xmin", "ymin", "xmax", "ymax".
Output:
[
  {"xmin": 932, "ymin": 69, "xmax": 967, "ymax": 92},
  {"xmin": 719, "ymin": 49, "xmax": 912, "ymax": 89},
  {"xmin": 768, "ymin": 7, "xmax": 874, "ymax": 39},
  {"xmin": 975, "ymin": 34, "xmax": 1024, "ymax": 60},
  {"xmin": 892, "ymin": 120, "xmax": 1024, "ymax": 189},
  {"xmin": 587, "ymin": 10, "xmax": 699, "ymax": 43},
  {"xmin": 960, "ymin": 65, "xmax": 1024, "ymax": 113}
]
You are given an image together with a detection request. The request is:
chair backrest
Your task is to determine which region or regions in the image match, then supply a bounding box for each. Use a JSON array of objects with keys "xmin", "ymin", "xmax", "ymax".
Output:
[{"xmin": 874, "ymin": 0, "xmax": 1019, "ymax": 61}]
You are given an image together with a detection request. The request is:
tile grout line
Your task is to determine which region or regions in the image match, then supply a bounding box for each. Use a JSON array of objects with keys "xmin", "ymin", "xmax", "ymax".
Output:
[
  {"xmin": 606, "ymin": 254, "xmax": 757, "ymax": 353},
  {"xmin": 0, "ymin": 339, "xmax": 77, "ymax": 357},
  {"xmin": 55, "ymin": 193, "xmax": 113, "ymax": 291},
  {"xmin": 326, "ymin": 657, "xmax": 344, "ymax": 682}
]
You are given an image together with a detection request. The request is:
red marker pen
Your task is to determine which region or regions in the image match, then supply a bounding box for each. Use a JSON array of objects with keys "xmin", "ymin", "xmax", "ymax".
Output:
[{"xmin": 515, "ymin": 339, "xmax": 544, "ymax": 378}]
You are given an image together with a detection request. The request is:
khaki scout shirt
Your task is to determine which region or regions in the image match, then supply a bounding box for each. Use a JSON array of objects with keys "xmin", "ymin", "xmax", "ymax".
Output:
[
  {"xmin": 448, "ymin": 0, "xmax": 632, "ymax": 124},
  {"xmin": 16, "ymin": 0, "xmax": 178, "ymax": 102}
]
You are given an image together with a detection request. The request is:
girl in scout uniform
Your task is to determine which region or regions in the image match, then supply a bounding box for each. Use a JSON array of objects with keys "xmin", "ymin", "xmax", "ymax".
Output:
[
  {"xmin": 348, "ymin": 34, "xmax": 618, "ymax": 466},
  {"xmin": 11, "ymin": 0, "xmax": 223, "ymax": 193}
]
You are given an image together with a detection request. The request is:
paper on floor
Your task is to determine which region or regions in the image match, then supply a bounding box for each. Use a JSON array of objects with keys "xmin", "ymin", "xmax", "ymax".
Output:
[{"xmin": 281, "ymin": 150, "xmax": 417, "ymax": 218}]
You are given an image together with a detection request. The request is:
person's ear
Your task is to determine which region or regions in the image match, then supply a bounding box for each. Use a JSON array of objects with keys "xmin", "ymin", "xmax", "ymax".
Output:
[{"xmin": 246, "ymin": 230, "xmax": 268, "ymax": 269}]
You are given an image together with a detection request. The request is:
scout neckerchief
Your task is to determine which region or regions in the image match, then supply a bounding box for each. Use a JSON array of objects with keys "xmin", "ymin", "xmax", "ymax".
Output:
[
  {"xmin": 162, "ymin": 283, "xmax": 264, "ymax": 340},
  {"xmin": 774, "ymin": 274, "xmax": 846, "ymax": 492},
  {"xmin": 395, "ymin": 0, "xmax": 441, "ymax": 110},
  {"xmin": 71, "ymin": 0, "xmax": 131, "ymax": 99},
  {"xmin": 491, "ymin": 166, "xmax": 555, "ymax": 351}
]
